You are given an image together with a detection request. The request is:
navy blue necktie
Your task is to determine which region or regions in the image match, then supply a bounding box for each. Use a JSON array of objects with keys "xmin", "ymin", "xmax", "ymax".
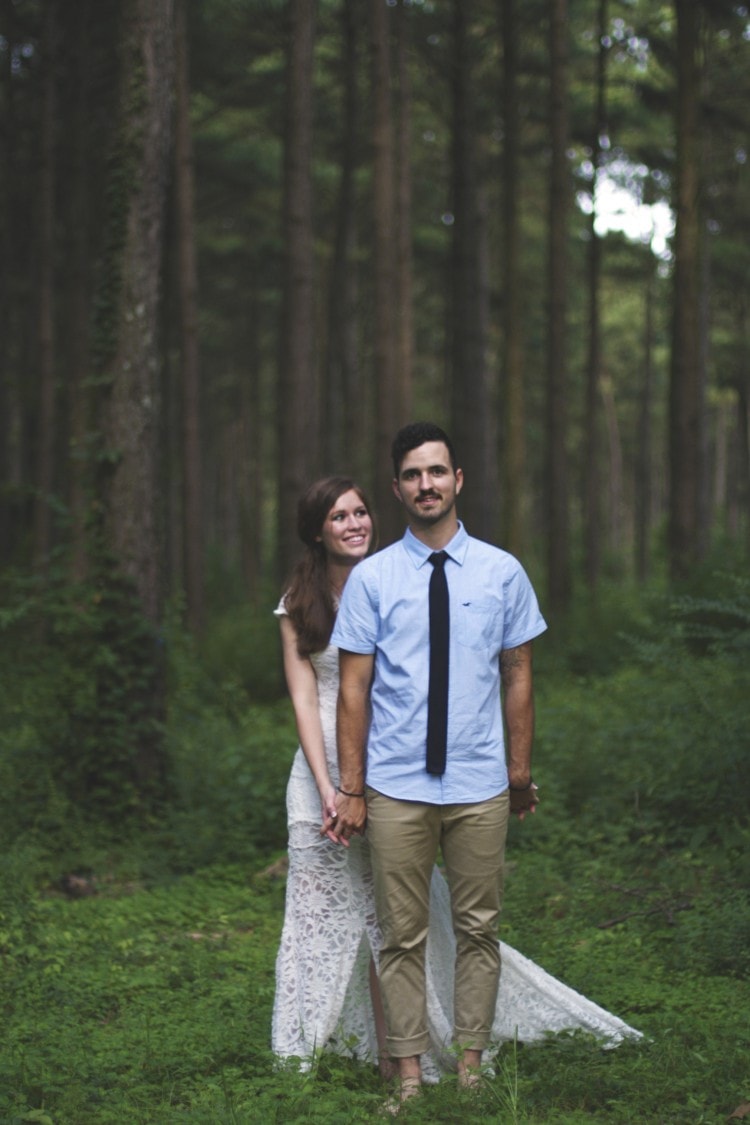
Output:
[{"xmin": 426, "ymin": 551, "xmax": 449, "ymax": 775}]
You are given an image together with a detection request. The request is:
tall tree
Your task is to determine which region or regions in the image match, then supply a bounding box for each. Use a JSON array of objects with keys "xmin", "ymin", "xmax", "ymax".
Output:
[
  {"xmin": 395, "ymin": 0, "xmax": 414, "ymax": 425},
  {"xmin": 278, "ymin": 0, "xmax": 318, "ymax": 578},
  {"xmin": 370, "ymin": 0, "xmax": 401, "ymax": 543},
  {"xmin": 635, "ymin": 249, "xmax": 656, "ymax": 582},
  {"xmin": 668, "ymin": 0, "xmax": 705, "ymax": 580},
  {"xmin": 99, "ymin": 0, "xmax": 175, "ymax": 625},
  {"xmin": 0, "ymin": 0, "xmax": 22, "ymax": 565},
  {"xmin": 500, "ymin": 0, "xmax": 526, "ymax": 556},
  {"xmin": 546, "ymin": 0, "xmax": 572, "ymax": 610},
  {"xmin": 65, "ymin": 0, "xmax": 99, "ymax": 583},
  {"xmin": 450, "ymin": 0, "xmax": 493, "ymax": 538},
  {"xmin": 582, "ymin": 0, "xmax": 608, "ymax": 591},
  {"xmin": 32, "ymin": 1, "xmax": 58, "ymax": 572},
  {"xmin": 323, "ymin": 0, "xmax": 362, "ymax": 478},
  {"xmin": 174, "ymin": 0, "xmax": 205, "ymax": 633}
]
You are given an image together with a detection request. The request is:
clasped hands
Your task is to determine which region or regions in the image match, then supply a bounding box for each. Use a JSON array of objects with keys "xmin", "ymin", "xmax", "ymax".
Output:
[{"xmin": 320, "ymin": 790, "xmax": 367, "ymax": 846}]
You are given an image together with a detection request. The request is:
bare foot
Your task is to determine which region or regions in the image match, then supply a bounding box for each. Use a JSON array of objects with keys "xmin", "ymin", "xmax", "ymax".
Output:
[
  {"xmin": 457, "ymin": 1050, "xmax": 483, "ymax": 1090},
  {"xmin": 380, "ymin": 1076, "xmax": 422, "ymax": 1116},
  {"xmin": 457, "ymin": 1066, "xmax": 482, "ymax": 1090}
]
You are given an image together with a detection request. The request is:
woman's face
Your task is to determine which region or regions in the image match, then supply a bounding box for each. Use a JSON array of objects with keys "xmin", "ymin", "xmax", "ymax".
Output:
[{"xmin": 318, "ymin": 489, "xmax": 373, "ymax": 564}]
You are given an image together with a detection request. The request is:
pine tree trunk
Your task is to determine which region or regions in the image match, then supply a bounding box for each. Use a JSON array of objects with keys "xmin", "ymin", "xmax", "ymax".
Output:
[
  {"xmin": 546, "ymin": 0, "xmax": 572, "ymax": 610},
  {"xmin": 582, "ymin": 0, "xmax": 607, "ymax": 591},
  {"xmin": 278, "ymin": 0, "xmax": 318, "ymax": 579},
  {"xmin": 450, "ymin": 0, "xmax": 493, "ymax": 540},
  {"xmin": 370, "ymin": 0, "xmax": 401, "ymax": 544},
  {"xmin": 395, "ymin": 0, "xmax": 414, "ymax": 425},
  {"xmin": 32, "ymin": 1, "xmax": 58, "ymax": 573},
  {"xmin": 668, "ymin": 0, "xmax": 705, "ymax": 580},
  {"xmin": 500, "ymin": 0, "xmax": 526, "ymax": 556},
  {"xmin": 66, "ymin": 0, "xmax": 95, "ymax": 584},
  {"xmin": 635, "ymin": 255, "xmax": 655, "ymax": 582},
  {"xmin": 100, "ymin": 0, "xmax": 174, "ymax": 625},
  {"xmin": 174, "ymin": 0, "xmax": 204, "ymax": 633},
  {"xmin": 323, "ymin": 0, "xmax": 362, "ymax": 479},
  {"xmin": 0, "ymin": 0, "xmax": 16, "ymax": 564}
]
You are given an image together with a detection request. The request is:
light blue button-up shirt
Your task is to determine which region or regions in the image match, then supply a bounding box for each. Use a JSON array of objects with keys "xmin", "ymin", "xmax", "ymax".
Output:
[{"xmin": 330, "ymin": 522, "xmax": 547, "ymax": 805}]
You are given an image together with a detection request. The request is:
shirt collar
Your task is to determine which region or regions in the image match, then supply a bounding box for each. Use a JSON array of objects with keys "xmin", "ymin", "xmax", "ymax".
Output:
[{"xmin": 402, "ymin": 521, "xmax": 469, "ymax": 569}]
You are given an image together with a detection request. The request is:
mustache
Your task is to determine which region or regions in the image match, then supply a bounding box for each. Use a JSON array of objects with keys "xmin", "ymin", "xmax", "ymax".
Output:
[{"xmin": 417, "ymin": 490, "xmax": 441, "ymax": 500}]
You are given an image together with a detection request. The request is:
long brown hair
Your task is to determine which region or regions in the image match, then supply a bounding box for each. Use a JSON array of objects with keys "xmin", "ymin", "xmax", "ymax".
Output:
[{"xmin": 283, "ymin": 476, "xmax": 375, "ymax": 656}]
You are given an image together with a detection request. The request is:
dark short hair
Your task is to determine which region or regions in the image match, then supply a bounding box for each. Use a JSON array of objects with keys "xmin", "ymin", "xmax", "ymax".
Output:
[{"xmin": 391, "ymin": 421, "xmax": 457, "ymax": 477}]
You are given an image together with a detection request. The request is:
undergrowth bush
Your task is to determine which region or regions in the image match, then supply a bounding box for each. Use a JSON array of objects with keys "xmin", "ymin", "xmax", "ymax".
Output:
[{"xmin": 532, "ymin": 571, "xmax": 749, "ymax": 850}]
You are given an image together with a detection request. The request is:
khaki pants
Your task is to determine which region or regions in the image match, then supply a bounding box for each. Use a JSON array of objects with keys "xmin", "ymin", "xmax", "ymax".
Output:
[{"xmin": 366, "ymin": 788, "xmax": 509, "ymax": 1058}]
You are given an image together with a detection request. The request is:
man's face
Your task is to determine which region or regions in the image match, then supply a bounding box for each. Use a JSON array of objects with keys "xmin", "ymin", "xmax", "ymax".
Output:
[{"xmin": 392, "ymin": 441, "xmax": 463, "ymax": 528}]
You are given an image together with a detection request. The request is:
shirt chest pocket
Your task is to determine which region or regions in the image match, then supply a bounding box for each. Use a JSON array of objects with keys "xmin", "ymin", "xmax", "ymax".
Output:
[{"xmin": 454, "ymin": 600, "xmax": 501, "ymax": 651}]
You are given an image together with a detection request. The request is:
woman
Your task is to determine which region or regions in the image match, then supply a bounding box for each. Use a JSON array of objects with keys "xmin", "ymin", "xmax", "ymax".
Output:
[
  {"xmin": 272, "ymin": 476, "xmax": 640, "ymax": 1079},
  {"xmin": 271, "ymin": 476, "xmax": 390, "ymax": 1071}
]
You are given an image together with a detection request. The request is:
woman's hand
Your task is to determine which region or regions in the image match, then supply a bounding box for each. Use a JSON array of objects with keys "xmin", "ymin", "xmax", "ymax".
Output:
[
  {"xmin": 324, "ymin": 791, "xmax": 367, "ymax": 847},
  {"xmin": 319, "ymin": 781, "xmax": 339, "ymax": 843}
]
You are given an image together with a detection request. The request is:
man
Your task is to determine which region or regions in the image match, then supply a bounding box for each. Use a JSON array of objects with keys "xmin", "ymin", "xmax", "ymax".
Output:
[{"xmin": 329, "ymin": 421, "xmax": 546, "ymax": 1102}]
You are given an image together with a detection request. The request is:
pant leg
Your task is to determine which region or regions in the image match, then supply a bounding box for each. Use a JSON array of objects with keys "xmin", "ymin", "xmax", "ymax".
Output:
[
  {"xmin": 440, "ymin": 792, "xmax": 509, "ymax": 1050},
  {"xmin": 365, "ymin": 789, "xmax": 440, "ymax": 1058}
]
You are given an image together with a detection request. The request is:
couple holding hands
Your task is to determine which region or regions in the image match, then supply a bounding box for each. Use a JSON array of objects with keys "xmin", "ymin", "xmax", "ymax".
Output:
[{"xmin": 271, "ymin": 421, "xmax": 639, "ymax": 1108}]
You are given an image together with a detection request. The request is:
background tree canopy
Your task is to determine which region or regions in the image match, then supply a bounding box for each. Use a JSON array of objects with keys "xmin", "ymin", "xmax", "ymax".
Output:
[{"xmin": 0, "ymin": 0, "xmax": 748, "ymax": 805}]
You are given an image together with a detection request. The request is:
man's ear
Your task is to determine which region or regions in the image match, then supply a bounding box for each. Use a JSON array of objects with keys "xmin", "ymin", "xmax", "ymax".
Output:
[
  {"xmin": 392, "ymin": 478, "xmax": 403, "ymax": 503},
  {"xmin": 455, "ymin": 467, "xmax": 464, "ymax": 495}
]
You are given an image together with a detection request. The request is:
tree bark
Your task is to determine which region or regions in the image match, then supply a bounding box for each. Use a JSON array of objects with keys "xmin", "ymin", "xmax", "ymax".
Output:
[
  {"xmin": 668, "ymin": 0, "xmax": 705, "ymax": 581},
  {"xmin": 278, "ymin": 0, "xmax": 318, "ymax": 579},
  {"xmin": 546, "ymin": 0, "xmax": 572, "ymax": 610},
  {"xmin": 582, "ymin": 0, "xmax": 607, "ymax": 591},
  {"xmin": 450, "ymin": 0, "xmax": 493, "ymax": 539},
  {"xmin": 100, "ymin": 0, "xmax": 175, "ymax": 625},
  {"xmin": 395, "ymin": 0, "xmax": 414, "ymax": 425},
  {"xmin": 174, "ymin": 0, "xmax": 204, "ymax": 633},
  {"xmin": 323, "ymin": 0, "xmax": 362, "ymax": 479},
  {"xmin": 66, "ymin": 0, "xmax": 96, "ymax": 584},
  {"xmin": 500, "ymin": 0, "xmax": 526, "ymax": 556},
  {"xmin": 635, "ymin": 252, "xmax": 655, "ymax": 582},
  {"xmin": 0, "ymin": 0, "xmax": 22, "ymax": 565},
  {"xmin": 370, "ymin": 0, "xmax": 401, "ymax": 543},
  {"xmin": 32, "ymin": 1, "xmax": 58, "ymax": 573}
]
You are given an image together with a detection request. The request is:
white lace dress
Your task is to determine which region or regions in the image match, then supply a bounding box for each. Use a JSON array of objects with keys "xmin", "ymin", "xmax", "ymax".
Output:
[{"xmin": 271, "ymin": 623, "xmax": 641, "ymax": 1076}]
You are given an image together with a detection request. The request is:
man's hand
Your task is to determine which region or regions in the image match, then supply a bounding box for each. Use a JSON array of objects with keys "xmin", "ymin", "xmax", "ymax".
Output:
[
  {"xmin": 509, "ymin": 781, "xmax": 539, "ymax": 821},
  {"xmin": 322, "ymin": 791, "xmax": 367, "ymax": 846}
]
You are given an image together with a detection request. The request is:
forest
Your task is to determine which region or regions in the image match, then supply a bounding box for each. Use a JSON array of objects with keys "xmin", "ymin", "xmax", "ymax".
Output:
[{"xmin": 0, "ymin": 0, "xmax": 749, "ymax": 1122}]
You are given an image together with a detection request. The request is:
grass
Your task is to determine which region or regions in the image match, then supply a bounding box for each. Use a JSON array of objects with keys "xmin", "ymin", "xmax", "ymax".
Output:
[
  {"xmin": 1, "ymin": 840, "xmax": 748, "ymax": 1124},
  {"xmin": 1, "ymin": 572, "xmax": 748, "ymax": 1122}
]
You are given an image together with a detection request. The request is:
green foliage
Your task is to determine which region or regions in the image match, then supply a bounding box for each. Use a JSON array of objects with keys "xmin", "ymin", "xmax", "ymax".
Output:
[
  {"xmin": 197, "ymin": 595, "xmax": 285, "ymax": 704},
  {"xmin": 1, "ymin": 568, "xmax": 748, "ymax": 1121},
  {"xmin": 1, "ymin": 848, "xmax": 747, "ymax": 1124},
  {"xmin": 0, "ymin": 563, "xmax": 166, "ymax": 850},
  {"xmin": 532, "ymin": 571, "xmax": 749, "ymax": 852},
  {"xmin": 154, "ymin": 606, "xmax": 292, "ymax": 870}
]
